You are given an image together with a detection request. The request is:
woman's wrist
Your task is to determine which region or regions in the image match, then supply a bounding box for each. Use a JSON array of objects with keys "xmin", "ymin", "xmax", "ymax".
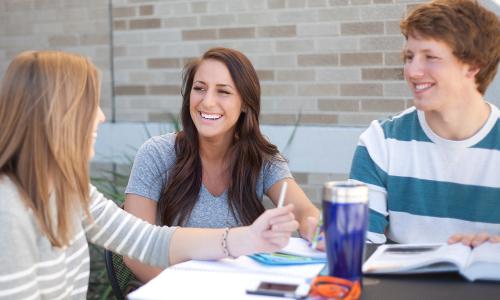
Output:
[
  {"xmin": 225, "ymin": 226, "xmax": 253, "ymax": 258},
  {"xmin": 221, "ymin": 227, "xmax": 236, "ymax": 258}
]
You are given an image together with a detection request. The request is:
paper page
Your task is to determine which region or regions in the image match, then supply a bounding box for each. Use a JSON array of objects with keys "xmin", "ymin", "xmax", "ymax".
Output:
[
  {"xmin": 461, "ymin": 242, "xmax": 500, "ymax": 282},
  {"xmin": 467, "ymin": 242, "xmax": 500, "ymax": 265},
  {"xmin": 171, "ymin": 255, "xmax": 324, "ymax": 279},
  {"xmin": 363, "ymin": 243, "xmax": 470, "ymax": 274},
  {"xmin": 279, "ymin": 237, "xmax": 326, "ymax": 259},
  {"xmin": 128, "ymin": 268, "xmax": 308, "ymax": 300}
]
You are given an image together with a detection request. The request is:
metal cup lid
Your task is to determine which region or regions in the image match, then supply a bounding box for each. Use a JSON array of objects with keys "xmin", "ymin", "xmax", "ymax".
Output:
[{"xmin": 322, "ymin": 181, "xmax": 368, "ymax": 204}]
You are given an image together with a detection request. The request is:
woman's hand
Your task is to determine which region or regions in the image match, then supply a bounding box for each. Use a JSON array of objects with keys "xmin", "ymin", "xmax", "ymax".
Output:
[
  {"xmin": 267, "ymin": 179, "xmax": 320, "ymax": 242},
  {"xmin": 250, "ymin": 204, "xmax": 299, "ymax": 252},
  {"xmin": 448, "ymin": 233, "xmax": 500, "ymax": 247},
  {"xmin": 229, "ymin": 204, "xmax": 299, "ymax": 256}
]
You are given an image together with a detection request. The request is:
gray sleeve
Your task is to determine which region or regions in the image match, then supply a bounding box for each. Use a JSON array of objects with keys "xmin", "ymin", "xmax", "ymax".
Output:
[
  {"xmin": 85, "ymin": 185, "xmax": 177, "ymax": 268},
  {"xmin": 0, "ymin": 211, "xmax": 40, "ymax": 299},
  {"xmin": 263, "ymin": 155, "xmax": 293, "ymax": 193},
  {"xmin": 125, "ymin": 134, "xmax": 177, "ymax": 201}
]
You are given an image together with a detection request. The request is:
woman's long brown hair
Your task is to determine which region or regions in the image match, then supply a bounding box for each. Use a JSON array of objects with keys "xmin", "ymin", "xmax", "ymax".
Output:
[
  {"xmin": 0, "ymin": 51, "xmax": 99, "ymax": 247},
  {"xmin": 158, "ymin": 47, "xmax": 282, "ymax": 226}
]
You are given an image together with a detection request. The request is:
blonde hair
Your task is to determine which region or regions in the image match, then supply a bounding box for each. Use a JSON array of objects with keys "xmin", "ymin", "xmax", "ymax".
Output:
[{"xmin": 0, "ymin": 51, "xmax": 100, "ymax": 247}]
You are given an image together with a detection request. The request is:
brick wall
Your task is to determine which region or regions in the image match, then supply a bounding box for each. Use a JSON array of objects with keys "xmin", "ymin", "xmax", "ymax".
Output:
[
  {"xmin": 0, "ymin": 0, "xmax": 113, "ymax": 116},
  {"xmin": 108, "ymin": 0, "xmax": 421, "ymax": 201},
  {"xmin": 2, "ymin": 0, "xmax": 498, "ymax": 203},
  {"xmin": 2, "ymin": 0, "xmax": 498, "ymax": 127},
  {"xmin": 111, "ymin": 0, "xmax": 424, "ymax": 125}
]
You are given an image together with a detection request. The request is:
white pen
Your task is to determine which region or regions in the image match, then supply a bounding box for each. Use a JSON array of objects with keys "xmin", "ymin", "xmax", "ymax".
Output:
[{"xmin": 277, "ymin": 181, "xmax": 288, "ymax": 208}]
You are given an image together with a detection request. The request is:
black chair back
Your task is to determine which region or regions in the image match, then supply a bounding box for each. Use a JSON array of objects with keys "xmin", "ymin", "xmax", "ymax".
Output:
[{"xmin": 104, "ymin": 249, "xmax": 142, "ymax": 300}]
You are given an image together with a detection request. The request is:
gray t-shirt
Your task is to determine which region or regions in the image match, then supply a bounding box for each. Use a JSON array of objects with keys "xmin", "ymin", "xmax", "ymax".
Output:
[{"xmin": 126, "ymin": 133, "xmax": 292, "ymax": 228}]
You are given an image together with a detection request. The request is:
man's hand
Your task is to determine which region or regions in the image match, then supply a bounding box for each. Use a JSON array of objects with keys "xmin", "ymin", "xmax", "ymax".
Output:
[
  {"xmin": 448, "ymin": 232, "xmax": 500, "ymax": 247},
  {"xmin": 489, "ymin": 235, "xmax": 500, "ymax": 243}
]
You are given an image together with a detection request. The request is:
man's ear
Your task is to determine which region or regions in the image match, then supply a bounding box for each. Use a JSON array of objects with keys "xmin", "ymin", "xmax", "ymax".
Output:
[{"xmin": 466, "ymin": 64, "xmax": 480, "ymax": 78}]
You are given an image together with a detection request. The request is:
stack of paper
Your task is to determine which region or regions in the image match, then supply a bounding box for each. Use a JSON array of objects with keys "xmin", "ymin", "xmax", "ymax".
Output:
[{"xmin": 280, "ymin": 237, "xmax": 327, "ymax": 259}]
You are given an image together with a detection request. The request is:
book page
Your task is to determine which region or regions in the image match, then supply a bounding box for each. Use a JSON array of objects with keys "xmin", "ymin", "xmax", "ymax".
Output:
[
  {"xmin": 363, "ymin": 243, "xmax": 471, "ymax": 274},
  {"xmin": 461, "ymin": 242, "xmax": 500, "ymax": 282},
  {"xmin": 467, "ymin": 242, "xmax": 500, "ymax": 265}
]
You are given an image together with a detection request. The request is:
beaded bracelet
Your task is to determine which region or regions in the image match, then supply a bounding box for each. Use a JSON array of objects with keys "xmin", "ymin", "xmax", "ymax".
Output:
[{"xmin": 221, "ymin": 227, "xmax": 235, "ymax": 258}]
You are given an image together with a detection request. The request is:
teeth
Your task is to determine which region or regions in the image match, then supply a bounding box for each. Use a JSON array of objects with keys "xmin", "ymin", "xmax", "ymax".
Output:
[
  {"xmin": 200, "ymin": 112, "xmax": 222, "ymax": 120},
  {"xmin": 415, "ymin": 83, "xmax": 432, "ymax": 91}
]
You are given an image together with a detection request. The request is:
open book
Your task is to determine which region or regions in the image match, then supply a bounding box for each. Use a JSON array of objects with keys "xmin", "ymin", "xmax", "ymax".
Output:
[
  {"xmin": 128, "ymin": 238, "xmax": 325, "ymax": 300},
  {"xmin": 362, "ymin": 242, "xmax": 500, "ymax": 282}
]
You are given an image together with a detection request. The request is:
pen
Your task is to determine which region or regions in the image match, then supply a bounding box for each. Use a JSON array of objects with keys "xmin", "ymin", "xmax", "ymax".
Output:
[
  {"xmin": 277, "ymin": 181, "xmax": 288, "ymax": 208},
  {"xmin": 309, "ymin": 213, "xmax": 323, "ymax": 250}
]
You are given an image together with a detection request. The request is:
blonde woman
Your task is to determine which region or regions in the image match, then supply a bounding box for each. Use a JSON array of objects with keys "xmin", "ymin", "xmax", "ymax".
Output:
[{"xmin": 0, "ymin": 51, "xmax": 298, "ymax": 299}]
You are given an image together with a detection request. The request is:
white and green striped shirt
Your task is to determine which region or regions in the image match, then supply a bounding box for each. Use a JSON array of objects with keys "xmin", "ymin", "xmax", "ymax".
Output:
[
  {"xmin": 350, "ymin": 103, "xmax": 500, "ymax": 244},
  {"xmin": 0, "ymin": 175, "xmax": 176, "ymax": 299}
]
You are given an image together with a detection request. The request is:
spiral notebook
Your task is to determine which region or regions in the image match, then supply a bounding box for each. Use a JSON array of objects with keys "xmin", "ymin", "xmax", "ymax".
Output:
[
  {"xmin": 167, "ymin": 254, "xmax": 324, "ymax": 278},
  {"xmin": 128, "ymin": 238, "xmax": 325, "ymax": 300}
]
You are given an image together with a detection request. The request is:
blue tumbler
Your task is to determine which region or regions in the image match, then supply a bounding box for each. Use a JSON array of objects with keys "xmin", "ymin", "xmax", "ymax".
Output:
[{"xmin": 322, "ymin": 181, "xmax": 368, "ymax": 282}]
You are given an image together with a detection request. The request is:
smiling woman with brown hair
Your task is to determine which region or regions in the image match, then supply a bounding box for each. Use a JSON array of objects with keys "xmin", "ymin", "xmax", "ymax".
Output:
[
  {"xmin": 0, "ymin": 50, "xmax": 299, "ymax": 299},
  {"xmin": 124, "ymin": 47, "xmax": 321, "ymax": 282}
]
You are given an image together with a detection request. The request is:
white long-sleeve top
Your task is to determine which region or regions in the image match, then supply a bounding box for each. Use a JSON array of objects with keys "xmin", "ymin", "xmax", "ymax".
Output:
[{"xmin": 0, "ymin": 175, "xmax": 177, "ymax": 299}]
